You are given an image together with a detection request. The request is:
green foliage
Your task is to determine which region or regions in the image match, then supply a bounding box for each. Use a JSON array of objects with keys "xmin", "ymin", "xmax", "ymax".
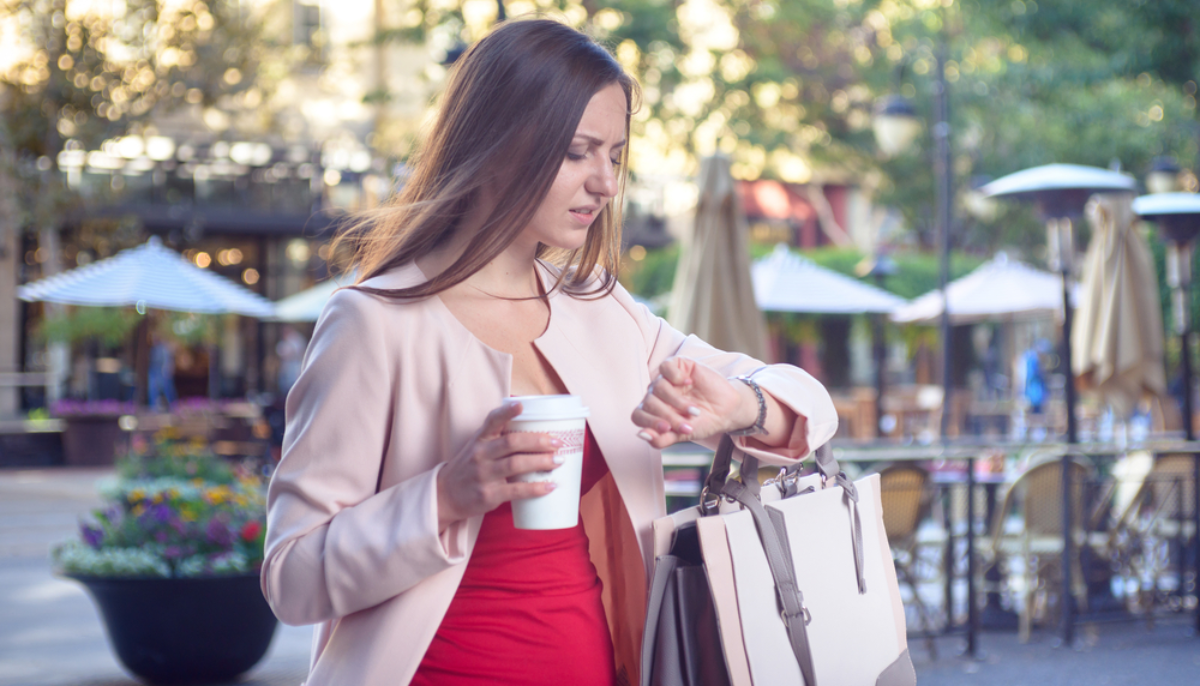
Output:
[
  {"xmin": 117, "ymin": 437, "xmax": 236, "ymax": 484},
  {"xmin": 793, "ymin": 246, "xmax": 986, "ymax": 300},
  {"xmin": 365, "ymin": 2, "xmax": 1200, "ymax": 260},
  {"xmin": 157, "ymin": 311, "xmax": 220, "ymax": 347},
  {"xmin": 37, "ymin": 307, "xmax": 140, "ymax": 349},
  {"xmin": 0, "ymin": 0, "xmax": 288, "ymax": 241},
  {"xmin": 885, "ymin": 252, "xmax": 989, "ymax": 301},
  {"xmin": 620, "ymin": 243, "xmax": 680, "ymax": 300}
]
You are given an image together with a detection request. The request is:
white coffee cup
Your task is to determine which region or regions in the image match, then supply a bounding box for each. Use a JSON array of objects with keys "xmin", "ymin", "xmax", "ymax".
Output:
[{"xmin": 504, "ymin": 394, "xmax": 590, "ymax": 530}]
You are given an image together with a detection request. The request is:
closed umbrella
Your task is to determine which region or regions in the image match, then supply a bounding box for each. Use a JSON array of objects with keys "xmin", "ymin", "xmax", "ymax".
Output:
[
  {"xmin": 18, "ymin": 236, "xmax": 274, "ymax": 317},
  {"xmin": 1071, "ymin": 194, "xmax": 1166, "ymax": 418},
  {"xmin": 668, "ymin": 155, "xmax": 769, "ymax": 359}
]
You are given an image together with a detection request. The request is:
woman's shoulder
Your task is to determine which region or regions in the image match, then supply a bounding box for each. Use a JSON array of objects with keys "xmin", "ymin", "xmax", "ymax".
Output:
[{"xmin": 317, "ymin": 263, "xmax": 435, "ymax": 326}]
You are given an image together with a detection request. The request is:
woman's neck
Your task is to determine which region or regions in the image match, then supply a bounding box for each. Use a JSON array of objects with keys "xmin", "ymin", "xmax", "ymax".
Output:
[{"xmin": 417, "ymin": 230, "xmax": 542, "ymax": 300}]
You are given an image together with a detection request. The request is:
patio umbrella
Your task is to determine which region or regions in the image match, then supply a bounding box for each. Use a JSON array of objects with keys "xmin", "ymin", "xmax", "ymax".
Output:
[
  {"xmin": 269, "ymin": 271, "xmax": 356, "ymax": 322},
  {"xmin": 668, "ymin": 155, "xmax": 769, "ymax": 359},
  {"xmin": 1071, "ymin": 194, "xmax": 1166, "ymax": 418},
  {"xmin": 17, "ymin": 236, "xmax": 274, "ymax": 317},
  {"xmin": 890, "ymin": 254, "xmax": 1077, "ymax": 325},
  {"xmin": 18, "ymin": 236, "xmax": 275, "ymax": 403},
  {"xmin": 752, "ymin": 243, "xmax": 907, "ymax": 314}
]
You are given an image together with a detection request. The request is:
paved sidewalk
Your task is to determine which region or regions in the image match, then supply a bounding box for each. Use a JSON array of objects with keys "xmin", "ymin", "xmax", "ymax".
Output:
[
  {"xmin": 0, "ymin": 468, "xmax": 311, "ymax": 686},
  {"xmin": 1, "ymin": 467, "xmax": 1197, "ymax": 685}
]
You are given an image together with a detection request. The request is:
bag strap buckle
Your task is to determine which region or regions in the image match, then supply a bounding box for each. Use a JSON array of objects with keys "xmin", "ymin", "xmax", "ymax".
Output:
[
  {"xmin": 699, "ymin": 486, "xmax": 721, "ymax": 515},
  {"xmin": 782, "ymin": 606, "xmax": 813, "ymax": 627}
]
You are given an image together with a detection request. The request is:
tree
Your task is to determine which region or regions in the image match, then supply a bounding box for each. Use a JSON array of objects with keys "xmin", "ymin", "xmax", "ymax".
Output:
[
  {"xmin": 0, "ymin": 0, "xmax": 289, "ymax": 409},
  {"xmin": 315, "ymin": 1, "xmax": 1200, "ymax": 258}
]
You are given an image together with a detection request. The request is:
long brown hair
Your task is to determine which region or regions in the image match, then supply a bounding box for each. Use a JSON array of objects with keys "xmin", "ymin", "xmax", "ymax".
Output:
[{"xmin": 337, "ymin": 18, "xmax": 639, "ymax": 300}]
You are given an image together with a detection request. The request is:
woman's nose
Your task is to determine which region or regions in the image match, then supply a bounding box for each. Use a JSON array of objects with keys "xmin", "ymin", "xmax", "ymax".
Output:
[{"xmin": 587, "ymin": 158, "xmax": 619, "ymax": 198}]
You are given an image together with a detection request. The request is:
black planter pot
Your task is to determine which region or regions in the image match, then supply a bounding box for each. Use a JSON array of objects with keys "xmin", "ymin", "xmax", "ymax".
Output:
[{"xmin": 70, "ymin": 573, "xmax": 278, "ymax": 685}]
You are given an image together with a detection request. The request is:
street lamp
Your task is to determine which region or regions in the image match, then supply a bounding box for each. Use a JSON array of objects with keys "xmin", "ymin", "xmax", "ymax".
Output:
[
  {"xmin": 872, "ymin": 63, "xmax": 953, "ymax": 442},
  {"xmin": 1146, "ymin": 156, "xmax": 1183, "ymax": 195},
  {"xmin": 982, "ymin": 162, "xmax": 1137, "ymax": 646},
  {"xmin": 872, "ymin": 95, "xmax": 922, "ymax": 159}
]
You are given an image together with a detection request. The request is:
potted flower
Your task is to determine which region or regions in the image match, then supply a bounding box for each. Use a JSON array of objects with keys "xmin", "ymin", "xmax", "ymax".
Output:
[{"xmin": 52, "ymin": 438, "xmax": 277, "ymax": 685}]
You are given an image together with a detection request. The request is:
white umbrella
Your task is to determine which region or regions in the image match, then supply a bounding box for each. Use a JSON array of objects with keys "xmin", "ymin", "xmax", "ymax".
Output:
[
  {"xmin": 752, "ymin": 243, "xmax": 907, "ymax": 314},
  {"xmin": 18, "ymin": 236, "xmax": 274, "ymax": 317},
  {"xmin": 270, "ymin": 272, "xmax": 356, "ymax": 322},
  {"xmin": 891, "ymin": 253, "xmax": 1077, "ymax": 324}
]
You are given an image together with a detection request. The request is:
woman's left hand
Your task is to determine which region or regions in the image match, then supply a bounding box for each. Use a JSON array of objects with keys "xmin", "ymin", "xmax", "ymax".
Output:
[{"xmin": 632, "ymin": 356, "xmax": 755, "ymax": 449}]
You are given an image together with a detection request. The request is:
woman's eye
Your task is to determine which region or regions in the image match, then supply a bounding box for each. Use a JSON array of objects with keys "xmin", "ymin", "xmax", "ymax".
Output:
[
  {"xmin": 610, "ymin": 158, "xmax": 622, "ymax": 167},
  {"xmin": 566, "ymin": 152, "xmax": 586, "ymax": 161}
]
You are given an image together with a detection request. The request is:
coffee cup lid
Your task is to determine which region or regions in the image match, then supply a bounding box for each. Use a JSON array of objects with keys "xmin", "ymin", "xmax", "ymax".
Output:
[{"xmin": 506, "ymin": 394, "xmax": 590, "ymax": 421}]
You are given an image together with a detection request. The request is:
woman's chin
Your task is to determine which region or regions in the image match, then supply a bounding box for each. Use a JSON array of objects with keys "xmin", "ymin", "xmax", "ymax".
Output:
[{"xmin": 541, "ymin": 232, "xmax": 591, "ymax": 252}]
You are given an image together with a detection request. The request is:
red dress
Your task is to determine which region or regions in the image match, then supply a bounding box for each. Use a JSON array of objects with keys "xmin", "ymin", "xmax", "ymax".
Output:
[{"xmin": 412, "ymin": 426, "xmax": 617, "ymax": 685}]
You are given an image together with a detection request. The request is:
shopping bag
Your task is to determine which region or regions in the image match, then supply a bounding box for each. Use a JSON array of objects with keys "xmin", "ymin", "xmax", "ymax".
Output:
[{"xmin": 642, "ymin": 436, "xmax": 915, "ymax": 686}]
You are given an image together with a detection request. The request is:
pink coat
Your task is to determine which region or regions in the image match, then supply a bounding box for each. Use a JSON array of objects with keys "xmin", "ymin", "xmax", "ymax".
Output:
[{"xmin": 262, "ymin": 261, "xmax": 838, "ymax": 684}]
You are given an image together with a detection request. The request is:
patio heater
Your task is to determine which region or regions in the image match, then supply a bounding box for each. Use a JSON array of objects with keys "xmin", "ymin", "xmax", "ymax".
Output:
[
  {"xmin": 982, "ymin": 163, "xmax": 1137, "ymax": 645},
  {"xmin": 1133, "ymin": 192, "xmax": 1200, "ymax": 440},
  {"xmin": 1131, "ymin": 192, "xmax": 1200, "ymax": 636}
]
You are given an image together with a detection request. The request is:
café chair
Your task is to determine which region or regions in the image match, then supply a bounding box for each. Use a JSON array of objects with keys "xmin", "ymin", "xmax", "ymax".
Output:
[
  {"xmin": 875, "ymin": 462, "xmax": 939, "ymax": 659},
  {"xmin": 1105, "ymin": 454, "xmax": 1197, "ymax": 623},
  {"xmin": 988, "ymin": 454, "xmax": 1094, "ymax": 643}
]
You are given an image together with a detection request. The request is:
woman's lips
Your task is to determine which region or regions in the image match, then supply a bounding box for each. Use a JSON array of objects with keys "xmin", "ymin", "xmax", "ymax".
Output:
[{"xmin": 569, "ymin": 209, "xmax": 596, "ymax": 225}]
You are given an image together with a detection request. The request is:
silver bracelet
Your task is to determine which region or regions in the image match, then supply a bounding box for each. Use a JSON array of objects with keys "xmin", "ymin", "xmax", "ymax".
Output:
[{"xmin": 728, "ymin": 375, "xmax": 769, "ymax": 437}]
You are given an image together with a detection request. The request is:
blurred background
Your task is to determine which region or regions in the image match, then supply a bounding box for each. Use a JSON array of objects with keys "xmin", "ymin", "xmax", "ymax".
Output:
[
  {"xmin": 5, "ymin": 3, "xmax": 1200, "ymax": 681},
  {"xmin": 4, "ymin": 1, "xmax": 1200, "ymax": 455}
]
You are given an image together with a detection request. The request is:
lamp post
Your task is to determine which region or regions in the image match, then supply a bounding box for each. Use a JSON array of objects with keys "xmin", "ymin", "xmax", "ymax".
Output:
[
  {"xmin": 873, "ymin": 41, "xmax": 968, "ymax": 651},
  {"xmin": 872, "ymin": 73, "xmax": 954, "ymax": 441},
  {"xmin": 982, "ymin": 163, "xmax": 1137, "ymax": 646},
  {"xmin": 857, "ymin": 255, "xmax": 899, "ymax": 437},
  {"xmin": 1131, "ymin": 192, "xmax": 1200, "ymax": 637}
]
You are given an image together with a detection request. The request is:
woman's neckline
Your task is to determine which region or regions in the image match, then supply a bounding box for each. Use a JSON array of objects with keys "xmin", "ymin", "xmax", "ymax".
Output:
[{"xmin": 410, "ymin": 259, "xmax": 557, "ymax": 358}]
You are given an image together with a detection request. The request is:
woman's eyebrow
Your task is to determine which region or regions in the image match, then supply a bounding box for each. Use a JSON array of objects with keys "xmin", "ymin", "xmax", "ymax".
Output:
[{"xmin": 573, "ymin": 134, "xmax": 626, "ymax": 149}]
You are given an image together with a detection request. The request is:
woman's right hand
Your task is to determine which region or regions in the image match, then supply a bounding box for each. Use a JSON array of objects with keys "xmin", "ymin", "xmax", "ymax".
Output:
[{"xmin": 435, "ymin": 401, "xmax": 562, "ymax": 532}]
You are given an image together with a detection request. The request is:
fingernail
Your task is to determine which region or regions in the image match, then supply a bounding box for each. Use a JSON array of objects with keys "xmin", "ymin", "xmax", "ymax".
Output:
[
  {"xmin": 637, "ymin": 431, "xmax": 653, "ymax": 442},
  {"xmin": 679, "ymin": 423, "xmax": 693, "ymax": 435},
  {"xmin": 552, "ymin": 454, "xmax": 565, "ymax": 465},
  {"xmin": 545, "ymin": 482, "xmax": 557, "ymax": 492},
  {"xmin": 548, "ymin": 438, "xmax": 563, "ymax": 447},
  {"xmin": 687, "ymin": 406, "xmax": 701, "ymax": 417}
]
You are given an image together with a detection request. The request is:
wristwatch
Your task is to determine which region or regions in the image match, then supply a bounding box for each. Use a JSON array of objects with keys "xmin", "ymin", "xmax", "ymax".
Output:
[{"xmin": 727, "ymin": 374, "xmax": 769, "ymax": 437}]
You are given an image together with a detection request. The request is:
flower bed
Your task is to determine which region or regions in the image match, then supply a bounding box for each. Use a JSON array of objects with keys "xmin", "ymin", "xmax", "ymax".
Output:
[{"xmin": 53, "ymin": 439, "xmax": 266, "ymax": 578}]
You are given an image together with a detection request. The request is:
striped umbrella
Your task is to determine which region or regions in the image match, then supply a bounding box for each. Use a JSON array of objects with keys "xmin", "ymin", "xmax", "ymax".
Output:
[{"xmin": 18, "ymin": 236, "xmax": 274, "ymax": 317}]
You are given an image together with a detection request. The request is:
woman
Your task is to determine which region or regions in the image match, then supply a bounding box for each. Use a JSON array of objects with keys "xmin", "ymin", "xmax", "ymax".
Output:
[{"xmin": 262, "ymin": 18, "xmax": 837, "ymax": 685}]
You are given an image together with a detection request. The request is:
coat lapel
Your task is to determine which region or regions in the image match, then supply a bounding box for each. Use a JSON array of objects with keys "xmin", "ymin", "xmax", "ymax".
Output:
[{"xmin": 534, "ymin": 274, "xmax": 664, "ymax": 567}]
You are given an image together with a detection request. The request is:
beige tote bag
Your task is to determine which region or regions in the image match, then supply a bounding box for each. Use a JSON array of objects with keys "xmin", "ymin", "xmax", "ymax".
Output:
[{"xmin": 643, "ymin": 437, "xmax": 915, "ymax": 686}]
